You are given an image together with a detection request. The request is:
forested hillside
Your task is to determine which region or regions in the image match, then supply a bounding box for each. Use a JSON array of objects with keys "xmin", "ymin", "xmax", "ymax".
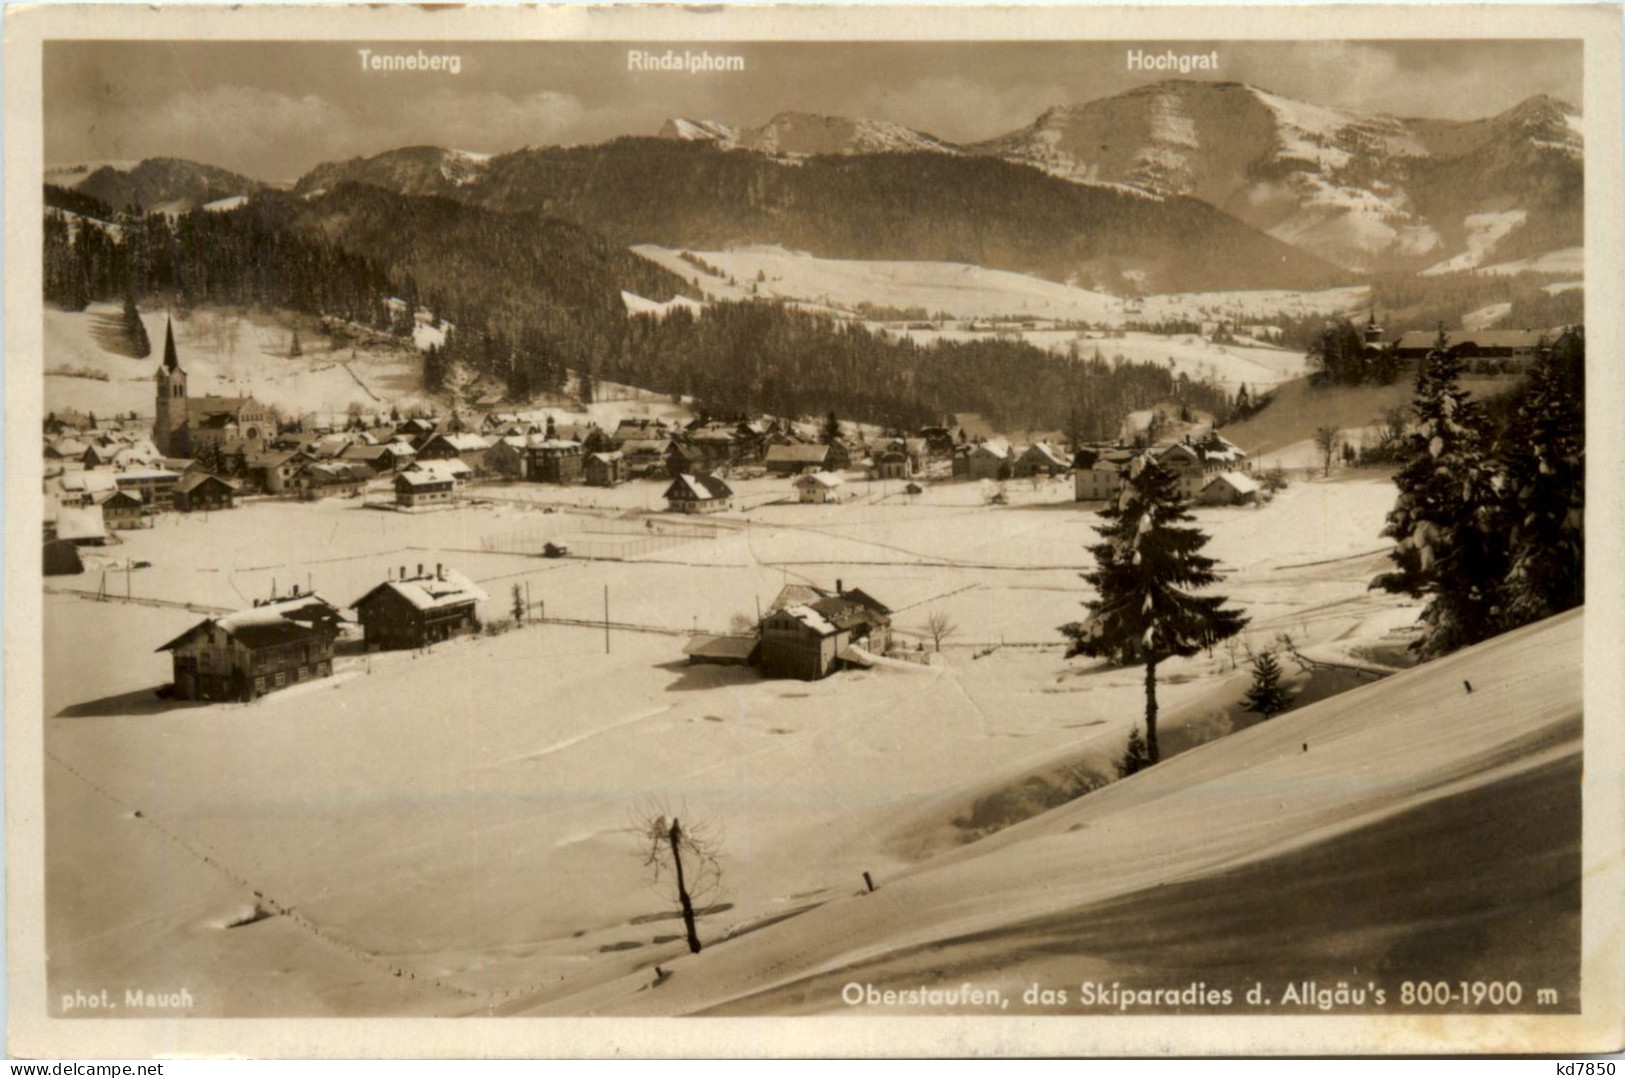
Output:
[
  {"xmin": 43, "ymin": 182, "xmax": 1238, "ymax": 432},
  {"xmin": 296, "ymin": 139, "xmax": 1349, "ymax": 294}
]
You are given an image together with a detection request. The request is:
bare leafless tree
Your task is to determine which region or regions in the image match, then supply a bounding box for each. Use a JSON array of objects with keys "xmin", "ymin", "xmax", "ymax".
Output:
[
  {"xmin": 1314, "ymin": 426, "xmax": 1340, "ymax": 478},
  {"xmin": 922, "ymin": 609, "xmax": 958, "ymax": 652},
  {"xmin": 631, "ymin": 801, "xmax": 724, "ymax": 954}
]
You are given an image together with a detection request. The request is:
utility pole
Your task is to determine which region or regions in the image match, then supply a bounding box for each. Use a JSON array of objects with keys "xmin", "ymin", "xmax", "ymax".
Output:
[{"xmin": 604, "ymin": 584, "xmax": 610, "ymax": 654}]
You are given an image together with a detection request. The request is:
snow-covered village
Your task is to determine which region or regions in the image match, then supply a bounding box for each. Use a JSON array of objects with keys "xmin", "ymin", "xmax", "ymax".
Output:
[{"xmin": 27, "ymin": 31, "xmax": 1597, "ymax": 1036}]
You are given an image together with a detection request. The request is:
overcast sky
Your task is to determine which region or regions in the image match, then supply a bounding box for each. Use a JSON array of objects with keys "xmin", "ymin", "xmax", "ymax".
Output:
[{"xmin": 45, "ymin": 40, "xmax": 1582, "ymax": 183}]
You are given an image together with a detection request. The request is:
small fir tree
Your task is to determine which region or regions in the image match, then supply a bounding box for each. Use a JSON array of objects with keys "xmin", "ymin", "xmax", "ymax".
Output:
[
  {"xmin": 822, "ymin": 410, "xmax": 842, "ymax": 446},
  {"xmin": 1061, "ymin": 455, "xmax": 1248, "ymax": 764},
  {"xmin": 1242, "ymin": 650, "xmax": 1291, "ymax": 718},
  {"xmin": 1116, "ymin": 726, "xmax": 1152, "ymax": 778}
]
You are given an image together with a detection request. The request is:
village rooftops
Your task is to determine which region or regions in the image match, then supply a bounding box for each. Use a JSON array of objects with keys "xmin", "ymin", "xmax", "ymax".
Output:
[
  {"xmin": 157, "ymin": 593, "xmax": 345, "ymax": 653},
  {"xmin": 353, "ymin": 568, "xmax": 488, "ymax": 614}
]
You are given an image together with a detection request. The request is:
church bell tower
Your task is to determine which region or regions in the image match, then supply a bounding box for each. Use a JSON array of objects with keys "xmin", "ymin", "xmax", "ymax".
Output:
[{"xmin": 154, "ymin": 316, "xmax": 188, "ymax": 456}]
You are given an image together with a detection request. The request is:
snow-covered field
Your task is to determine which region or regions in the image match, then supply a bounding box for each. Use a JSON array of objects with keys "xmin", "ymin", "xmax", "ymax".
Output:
[
  {"xmin": 44, "ymin": 471, "xmax": 1427, "ymax": 1016},
  {"xmin": 634, "ymin": 243, "xmax": 1366, "ymax": 328},
  {"xmin": 634, "ymin": 244, "xmax": 1125, "ymax": 322}
]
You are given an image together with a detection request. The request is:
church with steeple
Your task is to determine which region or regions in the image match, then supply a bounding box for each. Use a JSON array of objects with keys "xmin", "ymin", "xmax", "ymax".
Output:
[{"xmin": 152, "ymin": 317, "xmax": 270, "ymax": 458}]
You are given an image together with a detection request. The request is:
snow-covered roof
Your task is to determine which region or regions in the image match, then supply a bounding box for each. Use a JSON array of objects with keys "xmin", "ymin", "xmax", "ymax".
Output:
[
  {"xmin": 1207, "ymin": 471, "xmax": 1261, "ymax": 496},
  {"xmin": 973, "ymin": 439, "xmax": 1012, "ymax": 459},
  {"xmin": 114, "ymin": 467, "xmax": 181, "ymax": 483},
  {"xmin": 766, "ymin": 444, "xmax": 830, "ymax": 463},
  {"xmin": 55, "ymin": 505, "xmax": 107, "ymax": 541},
  {"xmin": 429, "ymin": 433, "xmax": 491, "ymax": 452},
  {"xmin": 354, "ymin": 569, "xmax": 487, "ymax": 613},
  {"xmin": 793, "ymin": 471, "xmax": 843, "ymax": 488},
  {"xmin": 409, "ymin": 459, "xmax": 470, "ymax": 481},
  {"xmin": 158, "ymin": 594, "xmax": 344, "ymax": 652},
  {"xmin": 59, "ymin": 471, "xmax": 119, "ymax": 494},
  {"xmin": 682, "ymin": 634, "xmax": 759, "ymax": 660},
  {"xmin": 1024, "ymin": 441, "xmax": 1070, "ymax": 467},
  {"xmin": 665, "ymin": 473, "xmax": 732, "ymax": 501},
  {"xmin": 783, "ymin": 603, "xmax": 837, "ymax": 636}
]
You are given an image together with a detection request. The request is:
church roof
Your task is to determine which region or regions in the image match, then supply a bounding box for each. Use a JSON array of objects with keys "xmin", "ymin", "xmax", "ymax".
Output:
[{"xmin": 161, "ymin": 317, "xmax": 183, "ymax": 374}]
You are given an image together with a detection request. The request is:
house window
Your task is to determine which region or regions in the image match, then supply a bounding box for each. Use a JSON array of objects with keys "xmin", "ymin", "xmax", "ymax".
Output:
[
  {"xmin": 254, "ymin": 676, "xmax": 266, "ymax": 694},
  {"xmin": 274, "ymin": 671, "xmax": 287, "ymax": 688}
]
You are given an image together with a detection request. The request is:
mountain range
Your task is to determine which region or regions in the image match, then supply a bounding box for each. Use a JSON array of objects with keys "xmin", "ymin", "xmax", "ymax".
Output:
[
  {"xmin": 45, "ymin": 80, "xmax": 1583, "ymax": 288},
  {"xmin": 659, "ymin": 81, "xmax": 1583, "ymax": 273}
]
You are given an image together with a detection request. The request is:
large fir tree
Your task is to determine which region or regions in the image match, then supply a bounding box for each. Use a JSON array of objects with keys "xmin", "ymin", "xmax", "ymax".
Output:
[
  {"xmin": 1498, "ymin": 330, "xmax": 1585, "ymax": 623},
  {"xmin": 1371, "ymin": 339, "xmax": 1507, "ymax": 657},
  {"xmin": 1061, "ymin": 455, "xmax": 1248, "ymax": 764}
]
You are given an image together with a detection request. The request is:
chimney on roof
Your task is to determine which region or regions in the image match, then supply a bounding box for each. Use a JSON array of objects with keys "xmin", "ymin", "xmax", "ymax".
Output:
[{"xmin": 836, "ymin": 579, "xmax": 844, "ymax": 595}]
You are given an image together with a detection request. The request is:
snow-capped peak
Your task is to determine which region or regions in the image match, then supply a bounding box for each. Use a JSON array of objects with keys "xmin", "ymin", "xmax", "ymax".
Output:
[{"xmin": 659, "ymin": 118, "xmax": 741, "ymax": 148}]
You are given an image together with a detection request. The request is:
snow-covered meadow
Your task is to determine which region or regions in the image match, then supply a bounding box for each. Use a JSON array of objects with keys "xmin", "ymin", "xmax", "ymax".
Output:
[{"xmin": 45, "ymin": 469, "xmax": 1419, "ymax": 1016}]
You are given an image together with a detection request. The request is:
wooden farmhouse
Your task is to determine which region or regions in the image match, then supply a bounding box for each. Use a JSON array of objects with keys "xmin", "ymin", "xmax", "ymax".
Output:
[
  {"xmin": 794, "ymin": 471, "xmax": 843, "ymax": 503},
  {"xmin": 352, "ymin": 564, "xmax": 488, "ymax": 650},
  {"xmin": 584, "ymin": 451, "xmax": 626, "ymax": 487},
  {"xmin": 394, "ymin": 469, "xmax": 455, "ymax": 509},
  {"xmin": 173, "ymin": 472, "xmax": 238, "ymax": 512},
  {"xmin": 527, "ymin": 440, "xmax": 584, "ymax": 484},
  {"xmin": 663, "ymin": 473, "xmax": 732, "ymax": 514},
  {"xmin": 114, "ymin": 467, "xmax": 182, "ymax": 510},
  {"xmin": 297, "ymin": 461, "xmax": 372, "ymax": 499},
  {"xmin": 765, "ymin": 443, "xmax": 830, "ymax": 476},
  {"xmin": 245, "ymin": 450, "xmax": 307, "ymax": 494},
  {"xmin": 417, "ymin": 433, "xmax": 492, "ymax": 474},
  {"xmin": 967, "ymin": 440, "xmax": 1012, "ymax": 481},
  {"xmin": 98, "ymin": 489, "xmax": 148, "ymax": 530},
  {"xmin": 1013, "ymin": 441, "xmax": 1071, "ymax": 478},
  {"xmin": 157, "ymin": 590, "xmax": 344, "ymax": 702},
  {"xmin": 1199, "ymin": 471, "xmax": 1262, "ymax": 506},
  {"xmin": 759, "ymin": 582, "xmax": 892, "ymax": 680},
  {"xmin": 484, "ymin": 436, "xmax": 532, "ymax": 479}
]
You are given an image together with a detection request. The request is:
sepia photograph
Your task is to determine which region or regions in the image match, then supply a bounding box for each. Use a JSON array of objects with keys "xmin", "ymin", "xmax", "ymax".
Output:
[{"xmin": 5, "ymin": 2, "xmax": 1622, "ymax": 1059}]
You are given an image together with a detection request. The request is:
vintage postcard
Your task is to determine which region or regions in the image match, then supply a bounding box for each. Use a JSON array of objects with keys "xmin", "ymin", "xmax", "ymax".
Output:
[{"xmin": 5, "ymin": 2, "xmax": 1622, "ymax": 1059}]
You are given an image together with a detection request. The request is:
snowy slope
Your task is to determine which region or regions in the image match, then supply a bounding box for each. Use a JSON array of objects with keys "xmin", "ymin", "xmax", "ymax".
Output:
[
  {"xmin": 43, "ymin": 303, "xmax": 433, "ymax": 418},
  {"xmin": 534, "ymin": 610, "xmax": 1582, "ymax": 1025}
]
